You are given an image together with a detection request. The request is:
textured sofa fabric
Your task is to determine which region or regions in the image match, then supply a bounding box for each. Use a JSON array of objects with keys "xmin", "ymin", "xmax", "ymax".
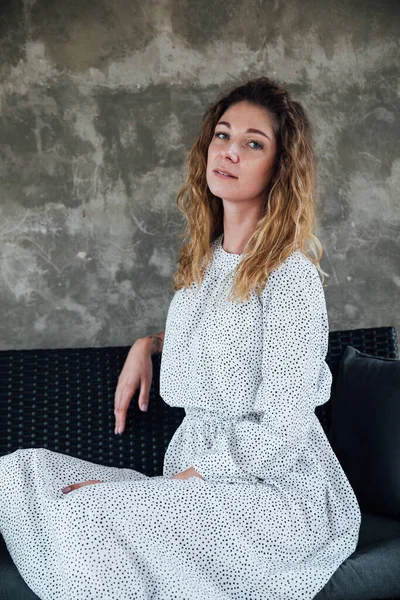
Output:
[
  {"xmin": 0, "ymin": 326, "xmax": 399, "ymax": 600},
  {"xmin": 0, "ymin": 535, "xmax": 40, "ymax": 599},
  {"xmin": 314, "ymin": 512, "xmax": 400, "ymax": 600}
]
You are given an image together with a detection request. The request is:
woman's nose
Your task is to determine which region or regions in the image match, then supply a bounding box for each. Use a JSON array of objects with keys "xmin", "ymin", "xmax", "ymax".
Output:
[{"xmin": 221, "ymin": 144, "xmax": 239, "ymax": 161}]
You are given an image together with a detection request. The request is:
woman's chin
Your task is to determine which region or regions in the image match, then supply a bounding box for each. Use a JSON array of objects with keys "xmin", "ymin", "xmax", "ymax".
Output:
[{"xmin": 207, "ymin": 183, "xmax": 236, "ymax": 199}]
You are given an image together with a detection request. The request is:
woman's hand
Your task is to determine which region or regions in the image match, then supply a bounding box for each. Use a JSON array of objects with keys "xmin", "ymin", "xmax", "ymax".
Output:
[
  {"xmin": 114, "ymin": 338, "xmax": 154, "ymax": 434},
  {"xmin": 169, "ymin": 467, "xmax": 204, "ymax": 481},
  {"xmin": 61, "ymin": 480, "xmax": 104, "ymax": 494},
  {"xmin": 60, "ymin": 467, "xmax": 204, "ymax": 493}
]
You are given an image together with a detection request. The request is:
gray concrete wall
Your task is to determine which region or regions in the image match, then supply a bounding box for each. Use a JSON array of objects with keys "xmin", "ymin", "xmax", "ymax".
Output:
[{"xmin": 0, "ymin": 0, "xmax": 399, "ymax": 350}]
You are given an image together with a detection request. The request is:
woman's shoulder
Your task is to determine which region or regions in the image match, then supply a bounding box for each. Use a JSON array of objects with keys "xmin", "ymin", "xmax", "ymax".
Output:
[
  {"xmin": 261, "ymin": 248, "xmax": 323, "ymax": 300},
  {"xmin": 269, "ymin": 248, "xmax": 319, "ymax": 279}
]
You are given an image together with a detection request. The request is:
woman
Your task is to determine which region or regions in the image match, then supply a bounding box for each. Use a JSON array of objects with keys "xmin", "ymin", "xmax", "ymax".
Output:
[{"xmin": 0, "ymin": 77, "xmax": 361, "ymax": 599}]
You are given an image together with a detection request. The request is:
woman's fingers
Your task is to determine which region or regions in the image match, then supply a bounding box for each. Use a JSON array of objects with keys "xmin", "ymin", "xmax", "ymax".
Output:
[
  {"xmin": 138, "ymin": 379, "xmax": 150, "ymax": 412},
  {"xmin": 114, "ymin": 341, "xmax": 154, "ymax": 435},
  {"xmin": 61, "ymin": 480, "xmax": 104, "ymax": 494},
  {"xmin": 114, "ymin": 378, "xmax": 151, "ymax": 434},
  {"xmin": 114, "ymin": 384, "xmax": 134, "ymax": 434}
]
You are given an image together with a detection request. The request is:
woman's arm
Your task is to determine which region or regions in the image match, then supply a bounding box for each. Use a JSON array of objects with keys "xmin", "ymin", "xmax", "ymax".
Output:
[{"xmin": 192, "ymin": 257, "xmax": 332, "ymax": 483}]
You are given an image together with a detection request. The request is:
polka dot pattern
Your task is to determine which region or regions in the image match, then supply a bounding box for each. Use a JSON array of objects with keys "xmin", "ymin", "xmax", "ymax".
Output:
[{"xmin": 0, "ymin": 234, "xmax": 361, "ymax": 599}]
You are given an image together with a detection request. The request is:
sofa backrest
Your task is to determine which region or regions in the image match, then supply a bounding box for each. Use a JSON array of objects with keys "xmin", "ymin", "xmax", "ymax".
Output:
[{"xmin": 0, "ymin": 326, "xmax": 398, "ymax": 477}]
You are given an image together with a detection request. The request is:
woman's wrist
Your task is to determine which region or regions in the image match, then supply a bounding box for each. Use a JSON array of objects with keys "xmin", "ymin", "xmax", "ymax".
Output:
[{"xmin": 137, "ymin": 333, "xmax": 164, "ymax": 356}]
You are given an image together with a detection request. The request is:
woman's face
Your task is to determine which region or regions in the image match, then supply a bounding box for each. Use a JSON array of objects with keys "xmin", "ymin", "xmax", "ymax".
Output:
[{"xmin": 206, "ymin": 101, "xmax": 277, "ymax": 207}]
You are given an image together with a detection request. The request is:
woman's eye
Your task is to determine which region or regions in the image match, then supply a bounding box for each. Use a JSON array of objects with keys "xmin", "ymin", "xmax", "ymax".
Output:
[
  {"xmin": 249, "ymin": 140, "xmax": 263, "ymax": 150},
  {"xmin": 213, "ymin": 131, "xmax": 263, "ymax": 150}
]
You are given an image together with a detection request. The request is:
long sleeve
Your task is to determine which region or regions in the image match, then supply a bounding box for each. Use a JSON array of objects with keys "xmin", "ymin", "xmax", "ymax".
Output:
[{"xmin": 191, "ymin": 255, "xmax": 333, "ymax": 484}]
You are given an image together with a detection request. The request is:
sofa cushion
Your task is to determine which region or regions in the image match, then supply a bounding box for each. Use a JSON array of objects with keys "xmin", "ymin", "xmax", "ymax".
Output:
[
  {"xmin": 314, "ymin": 511, "xmax": 400, "ymax": 600},
  {"xmin": 0, "ymin": 535, "xmax": 40, "ymax": 599},
  {"xmin": 329, "ymin": 345, "xmax": 400, "ymax": 521}
]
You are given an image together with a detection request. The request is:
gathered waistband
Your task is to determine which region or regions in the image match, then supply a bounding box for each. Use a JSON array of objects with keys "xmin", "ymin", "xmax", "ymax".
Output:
[{"xmin": 184, "ymin": 406, "xmax": 260, "ymax": 426}]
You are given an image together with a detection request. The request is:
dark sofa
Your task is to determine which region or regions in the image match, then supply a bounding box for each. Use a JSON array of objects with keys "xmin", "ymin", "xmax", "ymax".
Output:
[{"xmin": 0, "ymin": 326, "xmax": 399, "ymax": 600}]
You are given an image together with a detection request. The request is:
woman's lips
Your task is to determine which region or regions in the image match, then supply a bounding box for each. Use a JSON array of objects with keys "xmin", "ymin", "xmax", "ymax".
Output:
[{"xmin": 213, "ymin": 170, "xmax": 238, "ymax": 180}]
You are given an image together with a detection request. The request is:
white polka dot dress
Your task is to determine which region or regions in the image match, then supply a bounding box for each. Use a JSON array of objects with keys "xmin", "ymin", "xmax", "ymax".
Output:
[{"xmin": 0, "ymin": 233, "xmax": 362, "ymax": 600}]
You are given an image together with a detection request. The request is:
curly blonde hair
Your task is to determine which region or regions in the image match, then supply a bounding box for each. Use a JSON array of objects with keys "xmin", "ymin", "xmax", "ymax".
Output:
[{"xmin": 171, "ymin": 76, "xmax": 329, "ymax": 303}]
